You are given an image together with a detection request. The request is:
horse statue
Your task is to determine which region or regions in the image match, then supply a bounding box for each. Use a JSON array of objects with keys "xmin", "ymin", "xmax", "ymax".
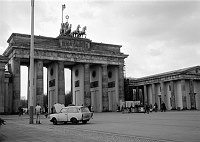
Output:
[
  {"xmin": 59, "ymin": 23, "xmax": 65, "ymax": 36},
  {"xmin": 78, "ymin": 26, "xmax": 87, "ymax": 38},
  {"xmin": 70, "ymin": 24, "xmax": 81, "ymax": 37},
  {"xmin": 64, "ymin": 24, "xmax": 72, "ymax": 36},
  {"xmin": 63, "ymin": 22, "xmax": 69, "ymax": 35}
]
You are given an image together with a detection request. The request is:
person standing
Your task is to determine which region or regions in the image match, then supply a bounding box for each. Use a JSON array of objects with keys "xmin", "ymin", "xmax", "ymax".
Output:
[
  {"xmin": 154, "ymin": 103, "xmax": 158, "ymax": 112},
  {"xmin": 35, "ymin": 104, "xmax": 42, "ymax": 124},
  {"xmin": 161, "ymin": 102, "xmax": 166, "ymax": 112},
  {"xmin": 44, "ymin": 105, "xmax": 48, "ymax": 118}
]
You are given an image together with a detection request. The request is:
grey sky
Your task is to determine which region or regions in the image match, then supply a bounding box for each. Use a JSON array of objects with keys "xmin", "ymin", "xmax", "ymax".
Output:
[{"xmin": 1, "ymin": 0, "xmax": 200, "ymax": 97}]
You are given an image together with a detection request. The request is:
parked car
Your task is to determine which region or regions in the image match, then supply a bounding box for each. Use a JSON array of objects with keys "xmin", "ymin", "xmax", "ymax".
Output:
[{"xmin": 50, "ymin": 106, "xmax": 93, "ymax": 125}]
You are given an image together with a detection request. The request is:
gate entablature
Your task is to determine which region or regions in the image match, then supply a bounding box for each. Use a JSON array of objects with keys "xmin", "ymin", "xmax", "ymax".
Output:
[{"xmin": 4, "ymin": 33, "xmax": 128, "ymax": 65}]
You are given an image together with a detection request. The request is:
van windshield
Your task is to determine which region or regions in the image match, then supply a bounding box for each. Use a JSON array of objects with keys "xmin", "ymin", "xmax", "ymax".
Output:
[{"xmin": 81, "ymin": 107, "xmax": 90, "ymax": 112}]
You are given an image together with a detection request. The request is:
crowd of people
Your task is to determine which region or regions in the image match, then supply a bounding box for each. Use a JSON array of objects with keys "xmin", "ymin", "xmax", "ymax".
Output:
[{"xmin": 120, "ymin": 102, "xmax": 166, "ymax": 114}]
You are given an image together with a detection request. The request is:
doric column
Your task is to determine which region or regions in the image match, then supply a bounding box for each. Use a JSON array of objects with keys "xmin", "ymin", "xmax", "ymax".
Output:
[
  {"xmin": 35, "ymin": 60, "xmax": 44, "ymax": 107},
  {"xmin": 166, "ymin": 83, "xmax": 171, "ymax": 110},
  {"xmin": 189, "ymin": 79, "xmax": 196, "ymax": 109},
  {"xmin": 148, "ymin": 85, "xmax": 153, "ymax": 105},
  {"xmin": 152, "ymin": 83, "xmax": 156, "ymax": 104},
  {"xmin": 102, "ymin": 64, "xmax": 108, "ymax": 111},
  {"xmin": 0, "ymin": 62, "xmax": 6, "ymax": 113},
  {"xmin": 136, "ymin": 87, "xmax": 139, "ymax": 101},
  {"xmin": 118, "ymin": 65, "xmax": 124, "ymax": 102},
  {"xmin": 160, "ymin": 82, "xmax": 165, "ymax": 103},
  {"xmin": 10, "ymin": 57, "xmax": 20, "ymax": 113},
  {"xmin": 84, "ymin": 63, "xmax": 91, "ymax": 107},
  {"xmin": 181, "ymin": 79, "xmax": 187, "ymax": 109},
  {"xmin": 4, "ymin": 78, "xmax": 11, "ymax": 113},
  {"xmin": 176, "ymin": 81, "xmax": 183, "ymax": 110},
  {"xmin": 58, "ymin": 61, "xmax": 65, "ymax": 104},
  {"xmin": 144, "ymin": 85, "xmax": 147, "ymax": 104},
  {"xmin": 170, "ymin": 81, "xmax": 176, "ymax": 109}
]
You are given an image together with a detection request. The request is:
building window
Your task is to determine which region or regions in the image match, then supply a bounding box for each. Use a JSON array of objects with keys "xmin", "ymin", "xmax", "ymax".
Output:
[
  {"xmin": 169, "ymin": 85, "xmax": 171, "ymax": 91},
  {"xmin": 92, "ymin": 70, "xmax": 96, "ymax": 78},
  {"xmin": 75, "ymin": 69, "xmax": 79, "ymax": 77},
  {"xmin": 50, "ymin": 68, "xmax": 53, "ymax": 76},
  {"xmin": 75, "ymin": 80, "xmax": 79, "ymax": 87},
  {"xmin": 108, "ymin": 71, "xmax": 112, "ymax": 78}
]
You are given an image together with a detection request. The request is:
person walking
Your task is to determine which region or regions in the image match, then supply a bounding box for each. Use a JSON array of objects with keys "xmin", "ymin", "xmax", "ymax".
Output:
[{"xmin": 35, "ymin": 104, "xmax": 42, "ymax": 124}]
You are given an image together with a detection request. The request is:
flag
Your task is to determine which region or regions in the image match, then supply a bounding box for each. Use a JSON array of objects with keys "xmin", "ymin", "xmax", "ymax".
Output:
[{"xmin": 62, "ymin": 4, "xmax": 65, "ymax": 11}]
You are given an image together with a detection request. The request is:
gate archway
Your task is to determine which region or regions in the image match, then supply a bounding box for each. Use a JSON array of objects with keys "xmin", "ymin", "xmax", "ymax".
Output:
[{"xmin": 1, "ymin": 30, "xmax": 128, "ymax": 113}]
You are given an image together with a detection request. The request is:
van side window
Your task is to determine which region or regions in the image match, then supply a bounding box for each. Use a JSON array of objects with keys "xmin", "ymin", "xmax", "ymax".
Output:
[
  {"xmin": 67, "ymin": 108, "xmax": 78, "ymax": 113},
  {"xmin": 61, "ymin": 108, "xmax": 68, "ymax": 113}
]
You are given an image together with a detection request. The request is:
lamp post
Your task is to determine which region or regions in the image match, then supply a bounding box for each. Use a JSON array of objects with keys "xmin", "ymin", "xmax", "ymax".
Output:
[{"xmin": 29, "ymin": 0, "xmax": 35, "ymax": 124}]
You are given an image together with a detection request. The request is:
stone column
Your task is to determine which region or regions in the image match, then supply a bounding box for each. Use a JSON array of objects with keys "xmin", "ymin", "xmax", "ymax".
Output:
[
  {"xmin": 35, "ymin": 60, "xmax": 44, "ymax": 107},
  {"xmin": 118, "ymin": 65, "xmax": 124, "ymax": 102},
  {"xmin": 4, "ymin": 78, "xmax": 10, "ymax": 113},
  {"xmin": 102, "ymin": 64, "xmax": 108, "ymax": 111},
  {"xmin": 166, "ymin": 83, "xmax": 171, "ymax": 110},
  {"xmin": 176, "ymin": 81, "xmax": 183, "ymax": 110},
  {"xmin": 84, "ymin": 63, "xmax": 91, "ymax": 107},
  {"xmin": 58, "ymin": 61, "xmax": 65, "ymax": 104},
  {"xmin": 152, "ymin": 83, "xmax": 156, "ymax": 104},
  {"xmin": 148, "ymin": 85, "xmax": 153, "ymax": 105},
  {"xmin": 10, "ymin": 57, "xmax": 20, "ymax": 113},
  {"xmin": 144, "ymin": 85, "xmax": 147, "ymax": 104},
  {"xmin": 170, "ymin": 81, "xmax": 176, "ymax": 109},
  {"xmin": 189, "ymin": 79, "xmax": 196, "ymax": 109},
  {"xmin": 181, "ymin": 79, "xmax": 187, "ymax": 109},
  {"xmin": 0, "ymin": 62, "xmax": 6, "ymax": 113},
  {"xmin": 136, "ymin": 87, "xmax": 139, "ymax": 101},
  {"xmin": 160, "ymin": 82, "xmax": 164, "ymax": 103}
]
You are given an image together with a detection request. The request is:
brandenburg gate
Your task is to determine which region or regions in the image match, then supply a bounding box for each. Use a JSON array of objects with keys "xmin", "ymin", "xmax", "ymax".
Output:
[{"xmin": 0, "ymin": 22, "xmax": 128, "ymax": 114}]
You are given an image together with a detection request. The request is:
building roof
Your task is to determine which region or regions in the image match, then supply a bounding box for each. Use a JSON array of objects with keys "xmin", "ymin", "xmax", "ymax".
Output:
[{"xmin": 128, "ymin": 65, "xmax": 200, "ymax": 86}]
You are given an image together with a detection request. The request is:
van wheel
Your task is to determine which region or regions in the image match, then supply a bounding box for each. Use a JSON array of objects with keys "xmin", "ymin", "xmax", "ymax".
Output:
[
  {"xmin": 52, "ymin": 118, "xmax": 57, "ymax": 125},
  {"xmin": 71, "ymin": 118, "xmax": 78, "ymax": 124}
]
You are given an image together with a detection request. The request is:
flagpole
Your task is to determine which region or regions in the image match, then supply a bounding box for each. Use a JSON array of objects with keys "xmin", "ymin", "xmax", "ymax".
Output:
[
  {"xmin": 29, "ymin": 0, "xmax": 35, "ymax": 124},
  {"xmin": 62, "ymin": 4, "xmax": 65, "ymax": 25},
  {"xmin": 62, "ymin": 5, "xmax": 63, "ymax": 24}
]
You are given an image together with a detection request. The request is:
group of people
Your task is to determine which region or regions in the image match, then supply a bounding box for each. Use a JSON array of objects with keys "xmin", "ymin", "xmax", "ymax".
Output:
[
  {"xmin": 120, "ymin": 101, "xmax": 167, "ymax": 113},
  {"xmin": 144, "ymin": 102, "xmax": 166, "ymax": 113},
  {"xmin": 18, "ymin": 104, "xmax": 49, "ymax": 124}
]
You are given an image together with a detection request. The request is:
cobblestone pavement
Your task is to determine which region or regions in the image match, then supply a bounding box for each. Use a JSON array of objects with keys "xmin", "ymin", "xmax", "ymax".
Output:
[{"xmin": 0, "ymin": 111, "xmax": 200, "ymax": 142}]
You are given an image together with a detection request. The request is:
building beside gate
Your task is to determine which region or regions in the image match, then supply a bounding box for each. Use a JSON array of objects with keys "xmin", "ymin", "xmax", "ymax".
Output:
[
  {"xmin": 0, "ymin": 32, "xmax": 128, "ymax": 114},
  {"xmin": 126, "ymin": 66, "xmax": 200, "ymax": 110}
]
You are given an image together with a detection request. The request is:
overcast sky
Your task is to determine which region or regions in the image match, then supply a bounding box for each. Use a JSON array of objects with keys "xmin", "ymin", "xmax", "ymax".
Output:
[{"xmin": 1, "ymin": 0, "xmax": 200, "ymax": 98}]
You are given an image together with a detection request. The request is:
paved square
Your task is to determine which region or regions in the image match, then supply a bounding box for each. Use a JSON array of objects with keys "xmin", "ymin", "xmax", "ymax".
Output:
[{"xmin": 0, "ymin": 111, "xmax": 200, "ymax": 142}]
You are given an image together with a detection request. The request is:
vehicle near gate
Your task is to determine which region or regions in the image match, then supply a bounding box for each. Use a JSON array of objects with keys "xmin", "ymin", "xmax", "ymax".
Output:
[{"xmin": 50, "ymin": 106, "xmax": 93, "ymax": 125}]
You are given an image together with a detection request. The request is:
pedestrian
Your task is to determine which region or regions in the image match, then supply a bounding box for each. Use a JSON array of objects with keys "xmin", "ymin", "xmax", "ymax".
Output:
[
  {"xmin": 44, "ymin": 105, "xmax": 48, "ymax": 118},
  {"xmin": 51, "ymin": 106, "xmax": 55, "ymax": 114},
  {"xmin": 35, "ymin": 103, "xmax": 42, "ymax": 124},
  {"xmin": 18, "ymin": 106, "xmax": 23, "ymax": 116},
  {"xmin": 154, "ymin": 103, "xmax": 158, "ymax": 112},
  {"xmin": 88, "ymin": 105, "xmax": 91, "ymax": 112},
  {"xmin": 149, "ymin": 104, "xmax": 153, "ymax": 112},
  {"xmin": 144, "ymin": 103, "xmax": 150, "ymax": 114},
  {"xmin": 161, "ymin": 102, "xmax": 166, "ymax": 112}
]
